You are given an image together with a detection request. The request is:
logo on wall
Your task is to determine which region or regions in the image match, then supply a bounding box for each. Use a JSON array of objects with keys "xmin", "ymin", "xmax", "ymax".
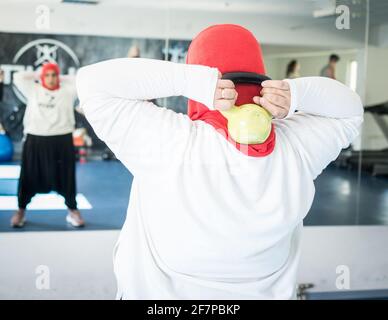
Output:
[{"xmin": 10, "ymin": 39, "xmax": 80, "ymax": 104}]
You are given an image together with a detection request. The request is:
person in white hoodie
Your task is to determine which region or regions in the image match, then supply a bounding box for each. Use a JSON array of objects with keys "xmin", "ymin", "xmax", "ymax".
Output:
[
  {"xmin": 76, "ymin": 24, "xmax": 363, "ymax": 299},
  {"xmin": 11, "ymin": 63, "xmax": 85, "ymax": 228}
]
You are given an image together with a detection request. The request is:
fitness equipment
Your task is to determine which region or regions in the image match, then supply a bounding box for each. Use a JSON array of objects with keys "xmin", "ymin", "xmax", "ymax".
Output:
[
  {"xmin": 221, "ymin": 72, "xmax": 271, "ymax": 85},
  {"xmin": 220, "ymin": 72, "xmax": 272, "ymax": 144},
  {"xmin": 345, "ymin": 102, "xmax": 388, "ymax": 176},
  {"xmin": 0, "ymin": 127, "xmax": 13, "ymax": 162},
  {"xmin": 220, "ymin": 104, "xmax": 272, "ymax": 144}
]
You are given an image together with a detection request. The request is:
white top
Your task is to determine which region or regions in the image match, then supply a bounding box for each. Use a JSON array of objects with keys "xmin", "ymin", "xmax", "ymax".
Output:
[
  {"xmin": 13, "ymin": 71, "xmax": 77, "ymax": 136},
  {"xmin": 76, "ymin": 58, "xmax": 364, "ymax": 300}
]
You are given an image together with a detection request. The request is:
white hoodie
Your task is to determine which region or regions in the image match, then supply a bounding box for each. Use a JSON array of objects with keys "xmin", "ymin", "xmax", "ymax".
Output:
[
  {"xmin": 76, "ymin": 58, "xmax": 363, "ymax": 300},
  {"xmin": 13, "ymin": 71, "xmax": 77, "ymax": 136}
]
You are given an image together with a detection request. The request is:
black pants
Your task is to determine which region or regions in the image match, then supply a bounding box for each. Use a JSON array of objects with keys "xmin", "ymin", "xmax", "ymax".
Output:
[{"xmin": 18, "ymin": 133, "xmax": 78, "ymax": 210}]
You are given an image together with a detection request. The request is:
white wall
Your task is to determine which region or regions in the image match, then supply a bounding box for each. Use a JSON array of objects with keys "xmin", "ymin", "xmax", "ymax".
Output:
[
  {"xmin": 370, "ymin": 23, "xmax": 388, "ymax": 48},
  {"xmin": 365, "ymin": 46, "xmax": 388, "ymax": 106}
]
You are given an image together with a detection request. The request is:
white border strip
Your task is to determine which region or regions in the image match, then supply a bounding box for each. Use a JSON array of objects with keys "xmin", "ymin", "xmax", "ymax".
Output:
[
  {"xmin": 0, "ymin": 193, "xmax": 92, "ymax": 210},
  {"xmin": 0, "ymin": 165, "xmax": 21, "ymax": 179}
]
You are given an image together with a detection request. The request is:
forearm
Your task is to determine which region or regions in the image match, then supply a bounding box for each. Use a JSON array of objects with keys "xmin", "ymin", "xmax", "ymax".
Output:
[
  {"xmin": 60, "ymin": 74, "xmax": 76, "ymax": 87},
  {"xmin": 13, "ymin": 71, "xmax": 37, "ymax": 82},
  {"xmin": 285, "ymin": 77, "xmax": 364, "ymax": 119},
  {"xmin": 76, "ymin": 58, "xmax": 218, "ymax": 109},
  {"xmin": 13, "ymin": 71, "xmax": 37, "ymax": 92},
  {"xmin": 60, "ymin": 74, "xmax": 78, "ymax": 100},
  {"xmin": 13, "ymin": 71, "xmax": 39, "ymax": 98}
]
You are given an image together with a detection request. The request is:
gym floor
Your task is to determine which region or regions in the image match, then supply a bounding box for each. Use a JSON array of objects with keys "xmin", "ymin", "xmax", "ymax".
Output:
[{"xmin": 0, "ymin": 161, "xmax": 387, "ymax": 232}]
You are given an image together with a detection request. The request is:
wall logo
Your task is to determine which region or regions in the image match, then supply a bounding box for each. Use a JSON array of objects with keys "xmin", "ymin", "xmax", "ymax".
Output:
[{"xmin": 2, "ymin": 38, "xmax": 80, "ymax": 104}]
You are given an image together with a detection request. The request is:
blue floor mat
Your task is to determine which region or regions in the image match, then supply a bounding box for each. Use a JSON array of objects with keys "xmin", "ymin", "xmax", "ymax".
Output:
[
  {"xmin": 0, "ymin": 179, "xmax": 18, "ymax": 195},
  {"xmin": 0, "ymin": 161, "xmax": 132, "ymax": 232}
]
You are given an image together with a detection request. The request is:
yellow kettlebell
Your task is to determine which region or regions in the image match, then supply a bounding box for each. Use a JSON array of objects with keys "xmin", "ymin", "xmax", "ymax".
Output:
[{"xmin": 220, "ymin": 104, "xmax": 272, "ymax": 144}]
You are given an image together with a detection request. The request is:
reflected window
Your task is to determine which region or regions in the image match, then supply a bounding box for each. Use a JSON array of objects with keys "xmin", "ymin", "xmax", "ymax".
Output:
[{"xmin": 347, "ymin": 60, "xmax": 358, "ymax": 92}]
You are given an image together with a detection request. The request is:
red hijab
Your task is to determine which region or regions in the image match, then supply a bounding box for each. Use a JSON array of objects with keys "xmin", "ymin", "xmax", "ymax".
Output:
[
  {"xmin": 186, "ymin": 24, "xmax": 275, "ymax": 157},
  {"xmin": 40, "ymin": 63, "xmax": 60, "ymax": 90}
]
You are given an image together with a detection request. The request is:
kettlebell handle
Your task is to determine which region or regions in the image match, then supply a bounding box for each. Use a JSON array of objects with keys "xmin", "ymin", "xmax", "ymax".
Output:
[{"xmin": 221, "ymin": 72, "xmax": 271, "ymax": 85}]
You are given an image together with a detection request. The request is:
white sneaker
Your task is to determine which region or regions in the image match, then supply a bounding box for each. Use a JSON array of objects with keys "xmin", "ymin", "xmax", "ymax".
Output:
[
  {"xmin": 11, "ymin": 210, "xmax": 26, "ymax": 228},
  {"xmin": 66, "ymin": 212, "xmax": 85, "ymax": 227},
  {"xmin": 11, "ymin": 217, "xmax": 26, "ymax": 228}
]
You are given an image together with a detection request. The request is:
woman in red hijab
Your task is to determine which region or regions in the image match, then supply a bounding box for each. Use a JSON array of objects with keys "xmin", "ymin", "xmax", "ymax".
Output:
[
  {"xmin": 11, "ymin": 62, "xmax": 85, "ymax": 228},
  {"xmin": 77, "ymin": 25, "xmax": 363, "ymax": 299}
]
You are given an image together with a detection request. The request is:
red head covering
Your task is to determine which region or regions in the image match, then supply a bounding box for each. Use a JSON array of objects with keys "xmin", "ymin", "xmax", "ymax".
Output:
[
  {"xmin": 40, "ymin": 63, "xmax": 60, "ymax": 90},
  {"xmin": 186, "ymin": 24, "xmax": 275, "ymax": 157}
]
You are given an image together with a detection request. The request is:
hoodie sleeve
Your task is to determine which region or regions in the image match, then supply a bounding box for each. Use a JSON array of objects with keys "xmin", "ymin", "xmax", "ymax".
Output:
[
  {"xmin": 277, "ymin": 77, "xmax": 364, "ymax": 180},
  {"xmin": 76, "ymin": 58, "xmax": 219, "ymax": 174},
  {"xmin": 60, "ymin": 74, "xmax": 77, "ymax": 100},
  {"xmin": 13, "ymin": 71, "xmax": 37, "ymax": 99}
]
